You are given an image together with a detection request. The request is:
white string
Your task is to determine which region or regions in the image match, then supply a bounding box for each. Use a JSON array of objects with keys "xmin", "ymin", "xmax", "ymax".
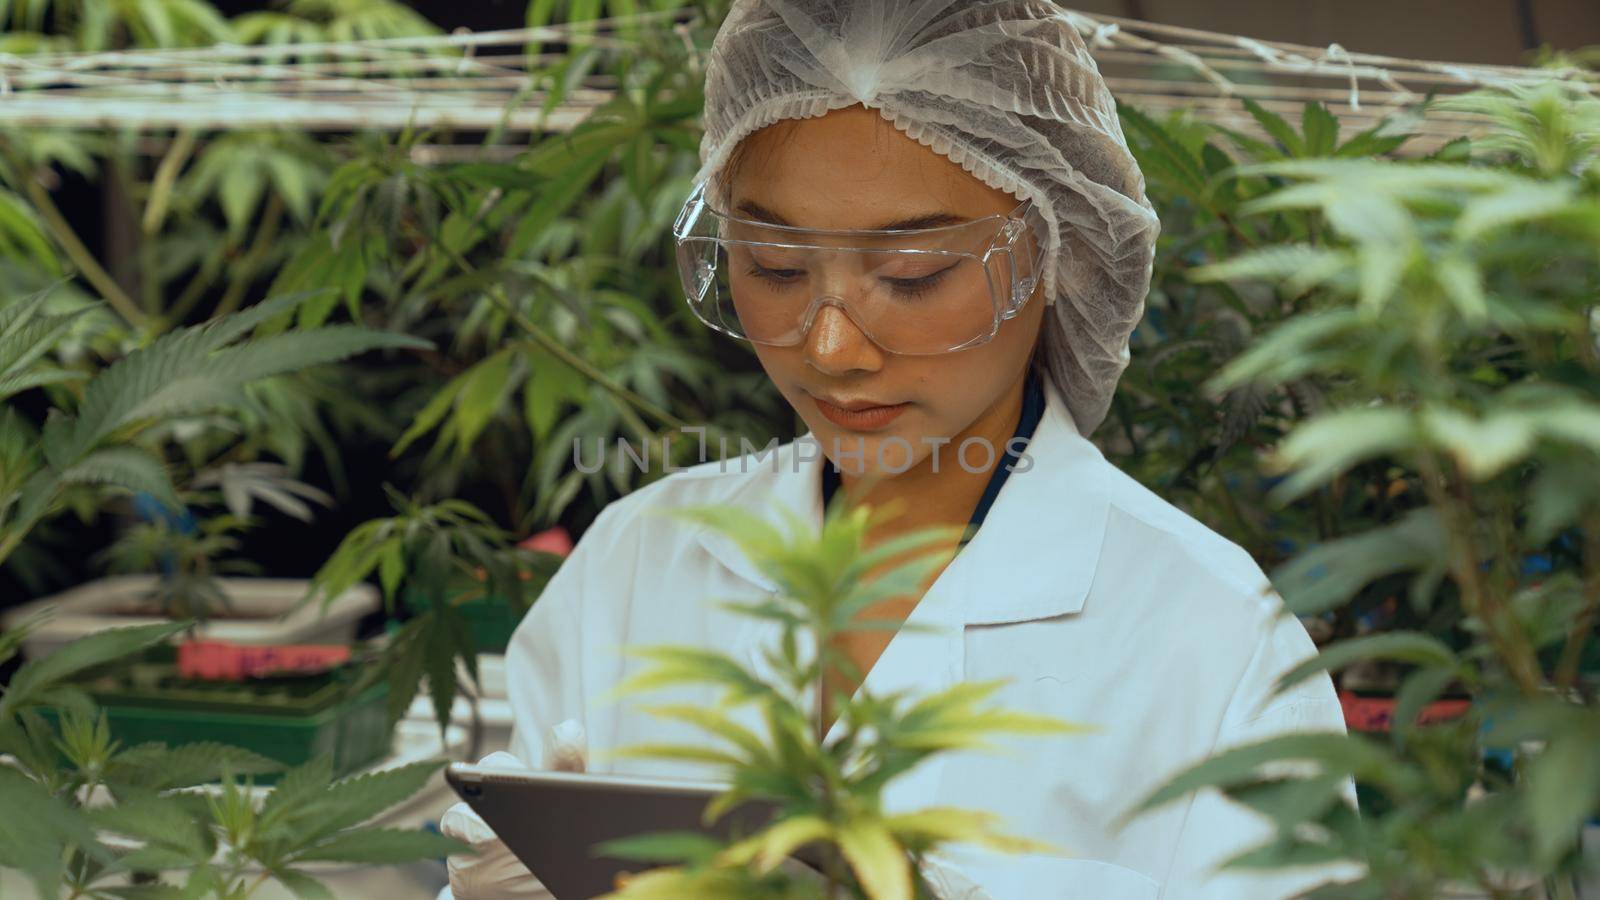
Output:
[
  {"xmin": 1318, "ymin": 43, "xmax": 1361, "ymax": 111},
  {"xmin": 1088, "ymin": 21, "xmax": 1120, "ymax": 50},
  {"xmin": 0, "ymin": 5, "xmax": 1589, "ymax": 148},
  {"xmin": 1155, "ymin": 44, "xmax": 1236, "ymax": 95},
  {"xmin": 452, "ymin": 26, "xmax": 476, "ymax": 76}
]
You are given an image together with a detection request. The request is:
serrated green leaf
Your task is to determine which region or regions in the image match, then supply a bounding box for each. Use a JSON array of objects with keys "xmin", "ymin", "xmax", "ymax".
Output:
[
  {"xmin": 392, "ymin": 374, "xmax": 468, "ymax": 458},
  {"xmin": 292, "ymin": 827, "xmax": 468, "ymax": 864},
  {"xmin": 1, "ymin": 621, "xmax": 189, "ymax": 717},
  {"xmin": 269, "ymin": 867, "xmax": 337, "ymax": 900},
  {"xmin": 1132, "ymin": 733, "xmax": 1396, "ymax": 818},
  {"xmin": 451, "ymin": 348, "xmax": 516, "ymax": 458},
  {"xmin": 1272, "ymin": 509, "xmax": 1449, "ymax": 617},
  {"xmin": 378, "ymin": 540, "xmax": 404, "ymax": 606},
  {"xmin": 1302, "ymin": 102, "xmax": 1340, "ymax": 156},
  {"xmin": 301, "ymin": 760, "xmax": 446, "ymax": 843},
  {"xmin": 1244, "ymin": 98, "xmax": 1305, "ymax": 157},
  {"xmin": 1275, "ymin": 632, "xmax": 1459, "ymax": 694},
  {"xmin": 1525, "ymin": 717, "xmax": 1600, "ymax": 864},
  {"xmin": 255, "ymin": 754, "xmax": 336, "ymax": 841},
  {"xmin": 107, "ymin": 741, "xmax": 284, "ymax": 790},
  {"xmin": 597, "ymin": 830, "xmax": 725, "ymax": 865},
  {"xmin": 1270, "ymin": 407, "xmax": 1419, "ymax": 501},
  {"xmin": 837, "ymin": 819, "xmax": 910, "ymax": 900},
  {"xmin": 0, "ymin": 766, "xmax": 103, "ymax": 892},
  {"xmin": 1420, "ymin": 406, "xmax": 1536, "ymax": 480},
  {"xmin": 57, "ymin": 445, "xmax": 181, "ymax": 513}
]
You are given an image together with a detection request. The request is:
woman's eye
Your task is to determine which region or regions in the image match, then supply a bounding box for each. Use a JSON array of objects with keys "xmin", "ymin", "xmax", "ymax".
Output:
[
  {"xmin": 746, "ymin": 263, "xmax": 805, "ymax": 284},
  {"xmin": 883, "ymin": 267, "xmax": 954, "ymax": 297}
]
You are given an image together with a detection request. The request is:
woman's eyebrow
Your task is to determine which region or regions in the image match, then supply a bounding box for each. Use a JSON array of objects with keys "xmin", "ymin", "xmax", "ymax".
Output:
[{"xmin": 734, "ymin": 199, "xmax": 969, "ymax": 231}]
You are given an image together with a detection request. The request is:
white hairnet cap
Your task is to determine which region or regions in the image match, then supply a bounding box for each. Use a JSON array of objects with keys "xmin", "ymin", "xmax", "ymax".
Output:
[{"xmin": 694, "ymin": 0, "xmax": 1160, "ymax": 437}]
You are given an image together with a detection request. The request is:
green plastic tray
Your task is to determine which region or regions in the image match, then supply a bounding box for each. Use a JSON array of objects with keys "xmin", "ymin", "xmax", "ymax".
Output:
[
  {"xmin": 401, "ymin": 552, "xmax": 562, "ymax": 655},
  {"xmin": 40, "ymin": 650, "xmax": 395, "ymax": 783},
  {"xmin": 402, "ymin": 587, "xmax": 522, "ymax": 655}
]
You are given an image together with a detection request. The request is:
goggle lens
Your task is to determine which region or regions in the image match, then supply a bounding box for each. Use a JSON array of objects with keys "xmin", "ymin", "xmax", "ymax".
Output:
[{"xmin": 673, "ymin": 184, "xmax": 1046, "ymax": 355}]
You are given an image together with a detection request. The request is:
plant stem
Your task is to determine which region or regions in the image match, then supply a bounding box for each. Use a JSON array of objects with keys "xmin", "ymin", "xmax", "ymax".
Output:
[
  {"xmin": 1417, "ymin": 451, "xmax": 1540, "ymax": 694},
  {"xmin": 241, "ymin": 869, "xmax": 272, "ymax": 897},
  {"xmin": 160, "ymin": 245, "xmax": 228, "ymax": 330},
  {"xmin": 0, "ymin": 528, "xmax": 24, "ymax": 571},
  {"xmin": 1215, "ymin": 211, "xmax": 1258, "ymax": 249},
  {"xmin": 614, "ymin": 399, "xmax": 656, "ymax": 449},
  {"xmin": 213, "ymin": 193, "xmax": 286, "ymax": 320},
  {"xmin": 1554, "ymin": 512, "xmax": 1600, "ymax": 689},
  {"xmin": 435, "ymin": 240, "xmax": 689, "ymax": 435},
  {"xmin": 142, "ymin": 129, "xmax": 197, "ymax": 237},
  {"xmin": 0, "ymin": 141, "xmax": 146, "ymax": 329},
  {"xmin": 1454, "ymin": 470, "xmax": 1541, "ymax": 690}
]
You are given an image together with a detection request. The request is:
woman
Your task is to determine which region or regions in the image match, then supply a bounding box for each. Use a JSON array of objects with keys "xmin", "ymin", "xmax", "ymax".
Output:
[{"xmin": 443, "ymin": 1, "xmax": 1349, "ymax": 897}]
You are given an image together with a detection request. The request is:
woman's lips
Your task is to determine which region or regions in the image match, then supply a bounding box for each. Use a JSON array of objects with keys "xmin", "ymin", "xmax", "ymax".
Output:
[{"xmin": 810, "ymin": 394, "xmax": 910, "ymax": 431}]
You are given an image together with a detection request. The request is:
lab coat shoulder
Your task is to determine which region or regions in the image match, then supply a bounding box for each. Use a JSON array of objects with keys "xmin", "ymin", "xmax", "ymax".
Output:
[
  {"xmin": 1092, "ymin": 461, "xmax": 1338, "ymax": 727},
  {"xmin": 1098, "ymin": 461, "xmax": 1273, "ymax": 607},
  {"xmin": 1088, "ymin": 464, "xmax": 1352, "ymax": 896}
]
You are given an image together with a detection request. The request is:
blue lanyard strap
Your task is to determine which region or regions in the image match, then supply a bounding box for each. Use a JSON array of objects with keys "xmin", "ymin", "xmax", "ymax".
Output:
[{"xmin": 819, "ymin": 369, "xmax": 1047, "ymax": 551}]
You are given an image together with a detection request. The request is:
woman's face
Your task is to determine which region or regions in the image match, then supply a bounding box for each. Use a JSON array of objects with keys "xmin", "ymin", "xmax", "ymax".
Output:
[{"xmin": 724, "ymin": 103, "xmax": 1048, "ymax": 477}]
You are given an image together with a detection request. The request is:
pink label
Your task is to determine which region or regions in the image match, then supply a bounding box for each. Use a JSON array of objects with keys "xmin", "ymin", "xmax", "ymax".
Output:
[
  {"xmin": 177, "ymin": 640, "xmax": 351, "ymax": 681},
  {"xmin": 1340, "ymin": 690, "xmax": 1470, "ymax": 732}
]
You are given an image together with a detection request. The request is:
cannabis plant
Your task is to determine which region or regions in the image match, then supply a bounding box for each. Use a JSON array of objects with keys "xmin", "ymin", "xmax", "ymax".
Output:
[
  {"xmin": 0, "ymin": 615, "xmax": 469, "ymax": 897},
  {"xmin": 1128, "ymin": 81, "xmax": 1600, "ymax": 898},
  {"xmin": 0, "ymin": 284, "xmax": 430, "ymax": 573},
  {"xmin": 81, "ymin": 462, "xmax": 336, "ymax": 624},
  {"xmin": 278, "ymin": 2, "xmax": 778, "ymax": 531},
  {"xmin": 596, "ymin": 499, "xmax": 1081, "ymax": 900},
  {"xmin": 1111, "ymin": 96, "xmax": 1426, "ymax": 581},
  {"xmin": 305, "ymin": 485, "xmax": 565, "ymax": 740},
  {"xmin": 90, "ymin": 511, "xmax": 260, "ymax": 623}
]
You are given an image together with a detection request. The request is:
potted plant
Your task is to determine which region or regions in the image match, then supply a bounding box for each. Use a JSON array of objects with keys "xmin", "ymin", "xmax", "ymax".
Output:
[
  {"xmin": 0, "ymin": 283, "xmax": 435, "ymax": 765},
  {"xmin": 3, "ymin": 469, "xmax": 379, "ymax": 661},
  {"xmin": 305, "ymin": 486, "xmax": 571, "ymax": 758},
  {"xmin": 0, "ymin": 615, "xmax": 471, "ymax": 897}
]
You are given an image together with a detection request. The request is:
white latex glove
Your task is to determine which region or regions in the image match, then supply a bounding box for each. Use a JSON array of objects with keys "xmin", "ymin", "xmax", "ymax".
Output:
[{"xmin": 442, "ymin": 721, "xmax": 587, "ymax": 899}]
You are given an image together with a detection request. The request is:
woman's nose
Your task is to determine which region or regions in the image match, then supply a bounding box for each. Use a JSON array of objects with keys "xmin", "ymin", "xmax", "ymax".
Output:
[{"xmin": 803, "ymin": 301, "xmax": 884, "ymax": 375}]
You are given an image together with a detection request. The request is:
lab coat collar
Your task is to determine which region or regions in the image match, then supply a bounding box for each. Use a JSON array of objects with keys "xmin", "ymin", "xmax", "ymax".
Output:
[{"xmin": 691, "ymin": 378, "xmax": 1111, "ymax": 626}]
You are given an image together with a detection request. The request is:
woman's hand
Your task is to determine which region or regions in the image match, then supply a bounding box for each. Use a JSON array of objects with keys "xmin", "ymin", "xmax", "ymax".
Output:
[{"xmin": 441, "ymin": 721, "xmax": 588, "ymax": 899}]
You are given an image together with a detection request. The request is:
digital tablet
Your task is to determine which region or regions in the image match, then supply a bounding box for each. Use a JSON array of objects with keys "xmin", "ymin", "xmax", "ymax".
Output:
[{"xmin": 445, "ymin": 762, "xmax": 801, "ymax": 899}]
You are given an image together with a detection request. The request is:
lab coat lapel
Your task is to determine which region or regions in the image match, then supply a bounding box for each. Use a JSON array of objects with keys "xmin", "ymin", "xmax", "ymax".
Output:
[
  {"xmin": 685, "ymin": 436, "xmax": 826, "ymax": 686},
  {"xmin": 691, "ymin": 377, "xmax": 1112, "ymax": 626},
  {"xmin": 928, "ymin": 376, "xmax": 1111, "ymax": 628},
  {"xmin": 691, "ymin": 436, "xmax": 824, "ymax": 596},
  {"xmin": 690, "ymin": 376, "xmax": 1114, "ymax": 727}
]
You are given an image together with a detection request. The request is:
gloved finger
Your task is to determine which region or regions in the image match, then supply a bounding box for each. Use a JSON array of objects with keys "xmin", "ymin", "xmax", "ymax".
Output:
[
  {"xmin": 440, "ymin": 800, "xmax": 498, "ymax": 847},
  {"xmin": 442, "ymin": 800, "xmax": 548, "ymax": 895},
  {"xmin": 446, "ymin": 830, "xmax": 549, "ymax": 898},
  {"xmin": 549, "ymin": 719, "xmax": 586, "ymax": 773},
  {"xmin": 441, "ymin": 749, "xmax": 557, "ymax": 897}
]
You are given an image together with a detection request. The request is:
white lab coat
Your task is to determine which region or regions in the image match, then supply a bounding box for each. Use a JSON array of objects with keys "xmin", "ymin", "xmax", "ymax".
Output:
[{"xmin": 453, "ymin": 378, "xmax": 1351, "ymax": 900}]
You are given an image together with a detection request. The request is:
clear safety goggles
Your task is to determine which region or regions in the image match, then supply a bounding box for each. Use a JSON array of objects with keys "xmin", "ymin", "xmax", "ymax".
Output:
[{"xmin": 672, "ymin": 181, "xmax": 1049, "ymax": 355}]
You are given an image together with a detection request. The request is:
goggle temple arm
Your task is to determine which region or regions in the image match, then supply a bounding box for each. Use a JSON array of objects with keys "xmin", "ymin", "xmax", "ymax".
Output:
[{"xmin": 991, "ymin": 200, "xmax": 1048, "ymax": 316}]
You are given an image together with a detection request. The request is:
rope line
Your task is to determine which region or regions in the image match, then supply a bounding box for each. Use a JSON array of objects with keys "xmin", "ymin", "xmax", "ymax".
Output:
[{"xmin": 0, "ymin": 6, "xmax": 1587, "ymax": 153}]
